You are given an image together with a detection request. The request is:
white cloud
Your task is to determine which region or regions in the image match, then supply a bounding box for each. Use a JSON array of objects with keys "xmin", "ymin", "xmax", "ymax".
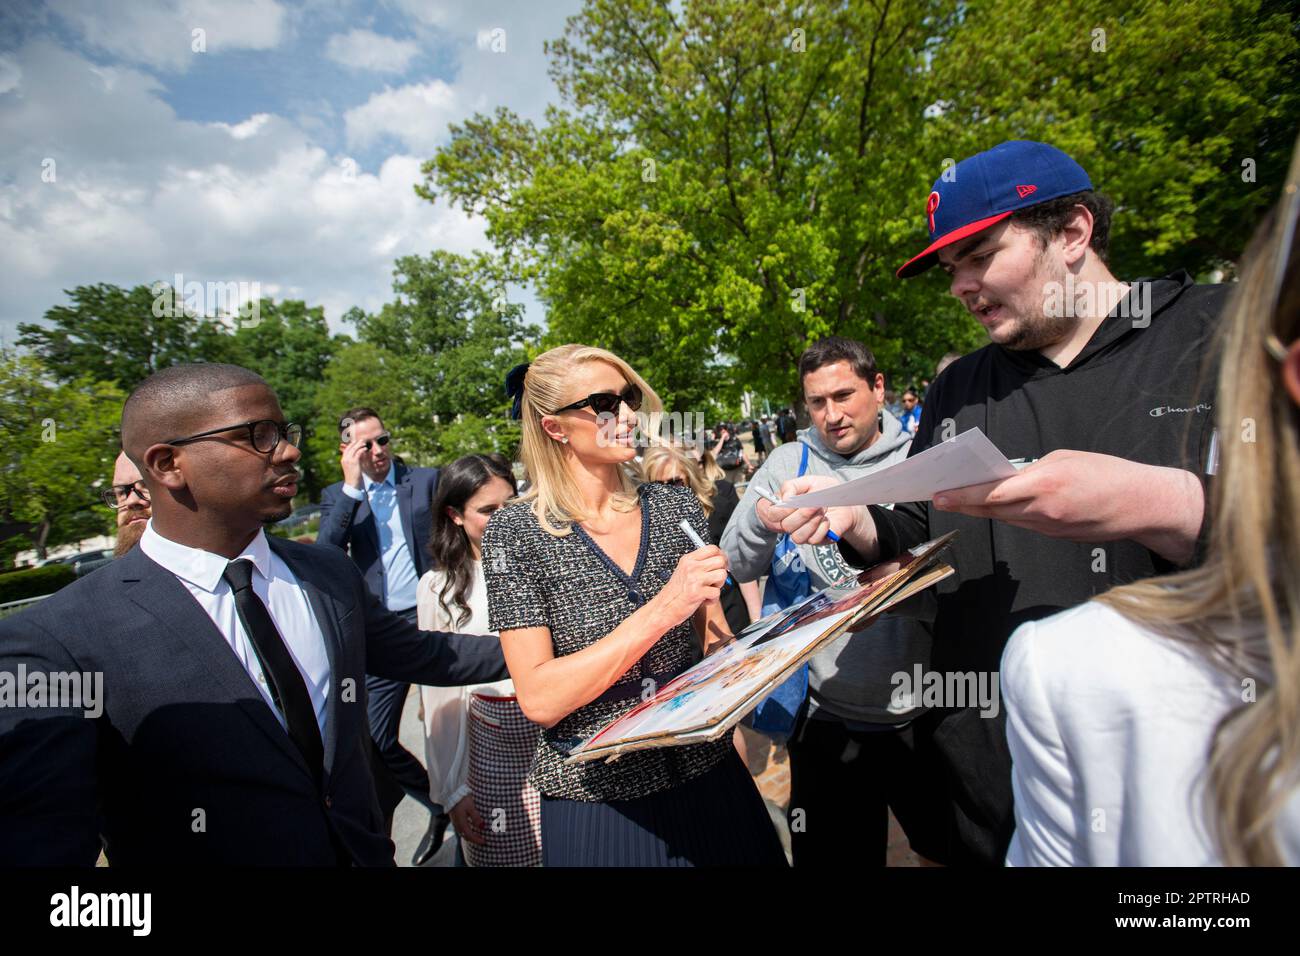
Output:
[
  {"xmin": 384, "ymin": 0, "xmax": 455, "ymax": 28},
  {"xmin": 0, "ymin": 56, "xmax": 20, "ymax": 96},
  {"xmin": 343, "ymin": 80, "xmax": 461, "ymax": 153},
  {"xmin": 215, "ymin": 113, "xmax": 272, "ymax": 139},
  {"xmin": 411, "ymin": 0, "xmax": 584, "ymax": 125},
  {"xmin": 0, "ymin": 0, "xmax": 585, "ymax": 345},
  {"xmin": 0, "ymin": 41, "xmax": 485, "ymax": 342},
  {"xmin": 48, "ymin": 0, "xmax": 287, "ymax": 71},
  {"xmin": 325, "ymin": 28, "xmax": 419, "ymax": 73}
]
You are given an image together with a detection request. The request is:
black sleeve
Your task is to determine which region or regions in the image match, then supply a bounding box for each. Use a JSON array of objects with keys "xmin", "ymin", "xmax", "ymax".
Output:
[
  {"xmin": 839, "ymin": 374, "xmax": 949, "ymax": 567},
  {"xmin": 0, "ymin": 616, "xmax": 101, "ymax": 865},
  {"xmin": 707, "ymin": 480, "xmax": 740, "ymax": 545},
  {"xmin": 359, "ymin": 565, "xmax": 509, "ymax": 686},
  {"xmin": 316, "ymin": 482, "xmax": 359, "ymax": 551}
]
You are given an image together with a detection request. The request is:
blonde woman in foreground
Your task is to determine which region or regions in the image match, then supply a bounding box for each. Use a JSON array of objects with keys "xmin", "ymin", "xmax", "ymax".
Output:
[
  {"xmin": 480, "ymin": 344, "xmax": 786, "ymax": 866},
  {"xmin": 1002, "ymin": 143, "xmax": 1300, "ymax": 866}
]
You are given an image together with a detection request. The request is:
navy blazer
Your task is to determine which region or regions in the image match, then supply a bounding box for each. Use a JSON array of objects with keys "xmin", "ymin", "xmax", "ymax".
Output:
[
  {"xmin": 0, "ymin": 536, "xmax": 506, "ymax": 866},
  {"xmin": 316, "ymin": 462, "xmax": 439, "ymax": 602}
]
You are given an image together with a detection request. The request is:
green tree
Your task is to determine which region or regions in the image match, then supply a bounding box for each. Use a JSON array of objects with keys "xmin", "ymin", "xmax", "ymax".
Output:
[
  {"xmin": 924, "ymin": 0, "xmax": 1300, "ymax": 281},
  {"xmin": 353, "ymin": 252, "xmax": 535, "ymax": 420},
  {"xmin": 0, "ymin": 351, "xmax": 123, "ymax": 560},
  {"xmin": 429, "ymin": 413, "xmax": 522, "ymax": 467},
  {"xmin": 422, "ymin": 0, "xmax": 1298, "ymax": 412},
  {"xmin": 16, "ymin": 282, "xmax": 235, "ymax": 391},
  {"xmin": 424, "ymin": 0, "xmax": 983, "ymax": 413},
  {"xmin": 342, "ymin": 252, "xmax": 533, "ymax": 465},
  {"xmin": 226, "ymin": 299, "xmax": 345, "ymax": 499},
  {"xmin": 306, "ymin": 340, "xmax": 437, "ymax": 485}
]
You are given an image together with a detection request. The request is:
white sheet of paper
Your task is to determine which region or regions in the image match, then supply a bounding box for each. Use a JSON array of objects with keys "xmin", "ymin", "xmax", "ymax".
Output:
[{"xmin": 779, "ymin": 427, "xmax": 1020, "ymax": 507}]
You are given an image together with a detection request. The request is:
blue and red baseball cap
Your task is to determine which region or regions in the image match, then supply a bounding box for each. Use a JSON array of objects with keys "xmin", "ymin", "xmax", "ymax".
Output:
[{"xmin": 895, "ymin": 140, "xmax": 1093, "ymax": 278}]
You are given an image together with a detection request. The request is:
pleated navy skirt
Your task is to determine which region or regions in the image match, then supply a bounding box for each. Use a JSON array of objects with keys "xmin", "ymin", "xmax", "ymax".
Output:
[{"xmin": 539, "ymin": 749, "xmax": 788, "ymax": 867}]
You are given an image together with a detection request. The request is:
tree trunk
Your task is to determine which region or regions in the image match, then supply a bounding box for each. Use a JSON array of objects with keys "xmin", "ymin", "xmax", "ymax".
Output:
[{"xmin": 34, "ymin": 519, "xmax": 50, "ymax": 562}]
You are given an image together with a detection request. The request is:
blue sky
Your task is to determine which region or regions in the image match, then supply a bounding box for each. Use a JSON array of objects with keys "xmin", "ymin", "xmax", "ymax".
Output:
[{"xmin": 0, "ymin": 0, "xmax": 584, "ymax": 342}]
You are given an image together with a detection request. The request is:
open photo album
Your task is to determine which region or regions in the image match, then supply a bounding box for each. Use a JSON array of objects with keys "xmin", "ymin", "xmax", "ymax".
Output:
[{"xmin": 564, "ymin": 532, "xmax": 958, "ymax": 764}]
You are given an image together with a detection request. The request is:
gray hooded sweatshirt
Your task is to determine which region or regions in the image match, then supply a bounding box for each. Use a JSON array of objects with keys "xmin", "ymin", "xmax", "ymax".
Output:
[{"xmin": 720, "ymin": 408, "xmax": 931, "ymax": 726}]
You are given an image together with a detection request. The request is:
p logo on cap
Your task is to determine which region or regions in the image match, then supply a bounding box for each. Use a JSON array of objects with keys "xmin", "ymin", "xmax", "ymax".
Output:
[{"xmin": 896, "ymin": 141, "xmax": 1093, "ymax": 279}]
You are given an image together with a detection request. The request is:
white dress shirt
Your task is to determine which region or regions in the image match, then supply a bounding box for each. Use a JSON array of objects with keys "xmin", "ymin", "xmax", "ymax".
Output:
[
  {"xmin": 417, "ymin": 561, "xmax": 513, "ymax": 810},
  {"xmin": 1003, "ymin": 600, "xmax": 1300, "ymax": 866},
  {"xmin": 139, "ymin": 521, "xmax": 332, "ymax": 737},
  {"xmin": 341, "ymin": 467, "xmax": 419, "ymax": 612}
]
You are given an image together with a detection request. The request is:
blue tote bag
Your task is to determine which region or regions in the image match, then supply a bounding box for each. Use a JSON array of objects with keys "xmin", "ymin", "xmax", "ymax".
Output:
[{"xmin": 749, "ymin": 443, "xmax": 813, "ymax": 740}]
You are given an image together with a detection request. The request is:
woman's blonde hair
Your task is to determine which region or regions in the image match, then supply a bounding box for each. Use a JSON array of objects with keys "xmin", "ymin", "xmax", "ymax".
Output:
[
  {"xmin": 698, "ymin": 448, "xmax": 725, "ymax": 482},
  {"xmin": 1095, "ymin": 145, "xmax": 1300, "ymax": 865},
  {"xmin": 516, "ymin": 344, "xmax": 662, "ymax": 536},
  {"xmin": 641, "ymin": 443, "xmax": 717, "ymax": 518}
]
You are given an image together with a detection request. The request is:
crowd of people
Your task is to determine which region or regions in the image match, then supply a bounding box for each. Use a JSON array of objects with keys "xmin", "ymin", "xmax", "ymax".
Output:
[{"xmin": 1, "ymin": 137, "xmax": 1297, "ymax": 868}]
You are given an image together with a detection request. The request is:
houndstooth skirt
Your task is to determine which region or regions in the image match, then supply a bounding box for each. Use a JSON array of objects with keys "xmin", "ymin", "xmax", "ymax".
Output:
[{"xmin": 465, "ymin": 693, "xmax": 543, "ymax": 867}]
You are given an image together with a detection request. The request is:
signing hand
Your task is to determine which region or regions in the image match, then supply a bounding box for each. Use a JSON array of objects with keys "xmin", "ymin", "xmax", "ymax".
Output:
[{"xmin": 655, "ymin": 546, "xmax": 729, "ymax": 626}]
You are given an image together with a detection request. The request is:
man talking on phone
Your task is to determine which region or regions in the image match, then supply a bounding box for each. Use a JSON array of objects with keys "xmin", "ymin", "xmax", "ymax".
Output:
[{"xmin": 317, "ymin": 407, "xmax": 447, "ymax": 863}]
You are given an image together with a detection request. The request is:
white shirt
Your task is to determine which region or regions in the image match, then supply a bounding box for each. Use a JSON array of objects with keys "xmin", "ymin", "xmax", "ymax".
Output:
[
  {"xmin": 1003, "ymin": 601, "xmax": 1300, "ymax": 866},
  {"xmin": 342, "ymin": 467, "xmax": 419, "ymax": 611},
  {"xmin": 417, "ymin": 561, "xmax": 513, "ymax": 809},
  {"xmin": 139, "ymin": 521, "xmax": 332, "ymax": 738}
]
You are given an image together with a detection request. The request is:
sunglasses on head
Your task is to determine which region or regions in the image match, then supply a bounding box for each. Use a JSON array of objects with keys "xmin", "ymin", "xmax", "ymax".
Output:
[{"xmin": 553, "ymin": 382, "xmax": 643, "ymax": 416}]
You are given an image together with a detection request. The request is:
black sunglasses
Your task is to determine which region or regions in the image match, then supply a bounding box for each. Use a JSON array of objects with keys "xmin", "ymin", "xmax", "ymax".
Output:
[
  {"xmin": 553, "ymin": 383, "xmax": 643, "ymax": 416},
  {"xmin": 162, "ymin": 419, "xmax": 304, "ymax": 455},
  {"xmin": 655, "ymin": 477, "xmax": 688, "ymax": 488},
  {"xmin": 362, "ymin": 434, "xmax": 391, "ymax": 450}
]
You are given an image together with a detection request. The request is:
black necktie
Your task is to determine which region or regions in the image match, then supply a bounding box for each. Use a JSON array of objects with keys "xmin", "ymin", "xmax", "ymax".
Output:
[{"xmin": 222, "ymin": 559, "xmax": 325, "ymax": 786}]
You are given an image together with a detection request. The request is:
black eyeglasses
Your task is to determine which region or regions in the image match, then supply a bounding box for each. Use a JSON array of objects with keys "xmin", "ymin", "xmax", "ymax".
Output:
[
  {"xmin": 162, "ymin": 419, "xmax": 304, "ymax": 455},
  {"xmin": 553, "ymin": 383, "xmax": 643, "ymax": 416},
  {"xmin": 100, "ymin": 481, "xmax": 150, "ymax": 509}
]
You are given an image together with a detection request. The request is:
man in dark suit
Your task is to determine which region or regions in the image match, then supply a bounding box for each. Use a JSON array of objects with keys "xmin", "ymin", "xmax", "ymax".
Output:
[
  {"xmin": 316, "ymin": 407, "xmax": 447, "ymax": 860},
  {"xmin": 0, "ymin": 364, "xmax": 506, "ymax": 865}
]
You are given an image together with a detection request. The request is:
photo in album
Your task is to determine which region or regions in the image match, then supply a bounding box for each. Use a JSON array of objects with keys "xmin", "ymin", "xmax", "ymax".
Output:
[{"xmin": 565, "ymin": 533, "xmax": 957, "ymax": 763}]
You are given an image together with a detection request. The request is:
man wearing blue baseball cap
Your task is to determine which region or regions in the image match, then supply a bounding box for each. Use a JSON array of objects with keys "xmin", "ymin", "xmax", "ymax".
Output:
[{"xmin": 758, "ymin": 140, "xmax": 1231, "ymax": 865}]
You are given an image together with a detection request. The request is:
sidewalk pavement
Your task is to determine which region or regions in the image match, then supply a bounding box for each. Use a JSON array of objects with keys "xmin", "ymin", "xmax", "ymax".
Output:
[{"xmin": 393, "ymin": 686, "xmax": 458, "ymax": 867}]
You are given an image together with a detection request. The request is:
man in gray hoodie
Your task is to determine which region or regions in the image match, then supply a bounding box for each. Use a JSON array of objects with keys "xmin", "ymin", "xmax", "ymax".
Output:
[{"xmin": 721, "ymin": 336, "xmax": 945, "ymax": 867}]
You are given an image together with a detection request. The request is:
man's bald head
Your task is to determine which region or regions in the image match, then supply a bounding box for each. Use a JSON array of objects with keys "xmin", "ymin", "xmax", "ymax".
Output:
[{"xmin": 121, "ymin": 363, "xmax": 269, "ymax": 464}]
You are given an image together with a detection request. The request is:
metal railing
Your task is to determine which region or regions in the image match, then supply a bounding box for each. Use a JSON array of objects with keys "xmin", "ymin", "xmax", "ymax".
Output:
[{"xmin": 0, "ymin": 594, "xmax": 50, "ymax": 620}]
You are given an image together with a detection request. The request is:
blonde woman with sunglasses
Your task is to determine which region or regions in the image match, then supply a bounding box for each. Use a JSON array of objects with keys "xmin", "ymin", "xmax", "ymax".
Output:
[{"xmin": 481, "ymin": 345, "xmax": 786, "ymax": 866}]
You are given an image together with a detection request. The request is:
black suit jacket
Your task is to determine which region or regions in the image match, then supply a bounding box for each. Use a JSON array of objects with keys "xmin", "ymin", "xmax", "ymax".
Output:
[
  {"xmin": 0, "ymin": 535, "xmax": 506, "ymax": 866},
  {"xmin": 316, "ymin": 462, "xmax": 438, "ymax": 602}
]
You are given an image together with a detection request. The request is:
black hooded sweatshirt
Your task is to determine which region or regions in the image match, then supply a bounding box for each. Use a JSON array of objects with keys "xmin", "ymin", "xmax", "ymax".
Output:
[{"xmin": 842, "ymin": 271, "xmax": 1230, "ymax": 865}]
